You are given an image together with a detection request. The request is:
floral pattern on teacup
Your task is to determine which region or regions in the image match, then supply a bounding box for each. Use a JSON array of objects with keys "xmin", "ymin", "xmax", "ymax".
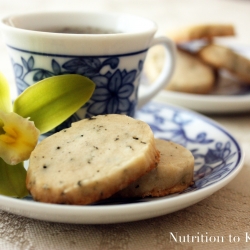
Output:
[{"xmin": 11, "ymin": 55, "xmax": 143, "ymax": 133}]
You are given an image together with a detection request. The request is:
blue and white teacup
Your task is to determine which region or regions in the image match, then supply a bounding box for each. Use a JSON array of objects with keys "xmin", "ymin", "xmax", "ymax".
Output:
[{"xmin": 0, "ymin": 11, "xmax": 175, "ymax": 134}]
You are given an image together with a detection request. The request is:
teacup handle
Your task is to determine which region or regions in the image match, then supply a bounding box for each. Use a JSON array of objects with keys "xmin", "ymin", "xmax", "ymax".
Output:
[{"xmin": 137, "ymin": 36, "xmax": 176, "ymax": 108}]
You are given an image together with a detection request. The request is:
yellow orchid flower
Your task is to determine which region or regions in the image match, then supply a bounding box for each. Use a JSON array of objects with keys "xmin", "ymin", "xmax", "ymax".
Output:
[
  {"xmin": 0, "ymin": 110, "xmax": 40, "ymax": 165},
  {"xmin": 0, "ymin": 73, "xmax": 38, "ymax": 165},
  {"xmin": 0, "ymin": 73, "xmax": 95, "ymax": 197}
]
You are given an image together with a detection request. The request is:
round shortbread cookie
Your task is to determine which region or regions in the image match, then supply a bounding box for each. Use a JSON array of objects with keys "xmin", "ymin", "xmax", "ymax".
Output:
[
  {"xmin": 166, "ymin": 24, "xmax": 235, "ymax": 43},
  {"xmin": 116, "ymin": 139, "xmax": 194, "ymax": 198},
  {"xmin": 144, "ymin": 46, "xmax": 215, "ymax": 94},
  {"xmin": 198, "ymin": 44, "xmax": 250, "ymax": 84},
  {"xmin": 26, "ymin": 114, "xmax": 160, "ymax": 205}
]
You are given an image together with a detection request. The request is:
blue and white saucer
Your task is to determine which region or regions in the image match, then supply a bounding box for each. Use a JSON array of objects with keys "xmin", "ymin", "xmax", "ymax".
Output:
[{"xmin": 0, "ymin": 101, "xmax": 244, "ymax": 224}]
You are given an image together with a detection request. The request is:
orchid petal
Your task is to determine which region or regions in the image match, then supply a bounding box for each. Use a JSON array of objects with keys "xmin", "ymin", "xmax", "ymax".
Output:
[
  {"xmin": 0, "ymin": 72, "xmax": 12, "ymax": 112},
  {"xmin": 13, "ymin": 74, "xmax": 95, "ymax": 133},
  {"xmin": 0, "ymin": 158, "xmax": 28, "ymax": 198}
]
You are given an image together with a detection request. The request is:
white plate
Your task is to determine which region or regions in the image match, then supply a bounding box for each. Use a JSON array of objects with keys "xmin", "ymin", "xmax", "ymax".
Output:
[
  {"xmin": 155, "ymin": 44, "xmax": 250, "ymax": 114},
  {"xmin": 0, "ymin": 101, "xmax": 244, "ymax": 224}
]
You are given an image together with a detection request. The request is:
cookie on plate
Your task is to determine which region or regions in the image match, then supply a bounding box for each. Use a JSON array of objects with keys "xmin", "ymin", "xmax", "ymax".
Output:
[
  {"xmin": 198, "ymin": 44, "xmax": 250, "ymax": 84},
  {"xmin": 116, "ymin": 139, "xmax": 194, "ymax": 198},
  {"xmin": 144, "ymin": 46, "xmax": 216, "ymax": 94},
  {"xmin": 167, "ymin": 24, "xmax": 235, "ymax": 43},
  {"xmin": 26, "ymin": 114, "xmax": 160, "ymax": 205}
]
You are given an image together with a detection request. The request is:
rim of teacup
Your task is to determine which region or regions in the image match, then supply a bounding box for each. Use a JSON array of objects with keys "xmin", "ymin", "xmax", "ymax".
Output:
[{"xmin": 0, "ymin": 11, "xmax": 158, "ymax": 37}]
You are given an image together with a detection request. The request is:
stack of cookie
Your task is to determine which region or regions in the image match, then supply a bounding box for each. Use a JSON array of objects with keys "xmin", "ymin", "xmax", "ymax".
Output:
[
  {"xmin": 145, "ymin": 24, "xmax": 250, "ymax": 94},
  {"xmin": 26, "ymin": 114, "xmax": 194, "ymax": 205}
]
